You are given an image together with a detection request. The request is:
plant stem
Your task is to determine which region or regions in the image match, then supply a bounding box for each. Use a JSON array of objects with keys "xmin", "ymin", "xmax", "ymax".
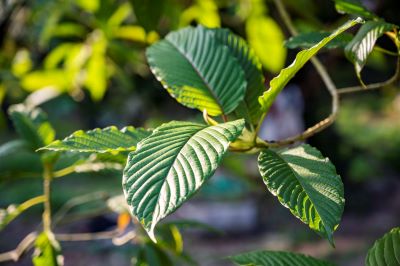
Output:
[{"xmin": 43, "ymin": 163, "xmax": 53, "ymax": 232}]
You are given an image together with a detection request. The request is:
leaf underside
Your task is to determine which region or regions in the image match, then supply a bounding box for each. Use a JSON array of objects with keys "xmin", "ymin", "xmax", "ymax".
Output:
[
  {"xmin": 258, "ymin": 144, "xmax": 344, "ymax": 244},
  {"xmin": 146, "ymin": 25, "xmax": 247, "ymax": 116},
  {"xmin": 41, "ymin": 126, "xmax": 151, "ymax": 153},
  {"xmin": 345, "ymin": 21, "xmax": 395, "ymax": 82},
  {"xmin": 366, "ymin": 227, "xmax": 400, "ymax": 266},
  {"xmin": 230, "ymin": 250, "xmax": 334, "ymax": 266},
  {"xmin": 259, "ymin": 18, "xmax": 361, "ymax": 114},
  {"xmin": 123, "ymin": 119, "xmax": 245, "ymax": 241}
]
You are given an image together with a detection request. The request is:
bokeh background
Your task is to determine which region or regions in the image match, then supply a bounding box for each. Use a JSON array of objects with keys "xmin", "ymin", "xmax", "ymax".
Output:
[{"xmin": 1, "ymin": 0, "xmax": 400, "ymax": 265}]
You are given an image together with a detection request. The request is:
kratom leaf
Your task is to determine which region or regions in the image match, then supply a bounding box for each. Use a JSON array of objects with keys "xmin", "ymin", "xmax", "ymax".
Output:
[
  {"xmin": 258, "ymin": 144, "xmax": 344, "ymax": 244},
  {"xmin": 334, "ymin": 0, "xmax": 377, "ymax": 20},
  {"xmin": 285, "ymin": 32, "xmax": 353, "ymax": 49},
  {"xmin": 8, "ymin": 104, "xmax": 55, "ymax": 149},
  {"xmin": 259, "ymin": 18, "xmax": 361, "ymax": 113},
  {"xmin": 210, "ymin": 28, "xmax": 265, "ymax": 127},
  {"xmin": 123, "ymin": 119, "xmax": 245, "ymax": 241},
  {"xmin": 0, "ymin": 196, "xmax": 45, "ymax": 231},
  {"xmin": 345, "ymin": 21, "xmax": 396, "ymax": 84},
  {"xmin": 32, "ymin": 232, "xmax": 63, "ymax": 266},
  {"xmin": 230, "ymin": 250, "xmax": 334, "ymax": 266},
  {"xmin": 366, "ymin": 227, "xmax": 400, "ymax": 266},
  {"xmin": 146, "ymin": 25, "xmax": 247, "ymax": 116},
  {"xmin": 41, "ymin": 126, "xmax": 151, "ymax": 153},
  {"xmin": 130, "ymin": 0, "xmax": 164, "ymax": 31},
  {"xmin": 246, "ymin": 15, "xmax": 287, "ymax": 73}
]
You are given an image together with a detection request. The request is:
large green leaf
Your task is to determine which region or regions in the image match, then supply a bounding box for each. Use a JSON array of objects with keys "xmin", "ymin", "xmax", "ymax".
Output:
[
  {"xmin": 246, "ymin": 15, "xmax": 287, "ymax": 73},
  {"xmin": 366, "ymin": 227, "xmax": 400, "ymax": 266},
  {"xmin": 41, "ymin": 126, "xmax": 151, "ymax": 153},
  {"xmin": 230, "ymin": 250, "xmax": 333, "ymax": 266},
  {"xmin": 259, "ymin": 18, "xmax": 361, "ymax": 114},
  {"xmin": 8, "ymin": 104, "xmax": 55, "ymax": 149},
  {"xmin": 258, "ymin": 144, "xmax": 344, "ymax": 244},
  {"xmin": 123, "ymin": 119, "xmax": 245, "ymax": 240},
  {"xmin": 210, "ymin": 28, "xmax": 265, "ymax": 127},
  {"xmin": 146, "ymin": 25, "xmax": 247, "ymax": 116},
  {"xmin": 333, "ymin": 0, "xmax": 377, "ymax": 20},
  {"xmin": 345, "ymin": 21, "xmax": 396, "ymax": 83},
  {"xmin": 32, "ymin": 232, "xmax": 63, "ymax": 266},
  {"xmin": 285, "ymin": 31, "xmax": 353, "ymax": 49}
]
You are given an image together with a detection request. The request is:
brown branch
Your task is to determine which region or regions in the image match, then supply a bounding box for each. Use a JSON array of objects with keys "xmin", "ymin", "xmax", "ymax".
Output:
[
  {"xmin": 55, "ymin": 229, "xmax": 120, "ymax": 241},
  {"xmin": 0, "ymin": 232, "xmax": 37, "ymax": 262}
]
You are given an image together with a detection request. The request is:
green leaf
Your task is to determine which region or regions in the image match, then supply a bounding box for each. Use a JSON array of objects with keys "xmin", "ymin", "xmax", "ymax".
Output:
[
  {"xmin": 285, "ymin": 32, "xmax": 354, "ymax": 49},
  {"xmin": 0, "ymin": 196, "xmax": 45, "ymax": 231},
  {"xmin": 259, "ymin": 18, "xmax": 361, "ymax": 114},
  {"xmin": 246, "ymin": 15, "xmax": 287, "ymax": 73},
  {"xmin": 146, "ymin": 25, "xmax": 247, "ymax": 116},
  {"xmin": 210, "ymin": 28, "xmax": 265, "ymax": 127},
  {"xmin": 123, "ymin": 119, "xmax": 245, "ymax": 241},
  {"xmin": 41, "ymin": 126, "xmax": 151, "ymax": 153},
  {"xmin": 366, "ymin": 227, "xmax": 400, "ymax": 266},
  {"xmin": 258, "ymin": 144, "xmax": 344, "ymax": 244},
  {"xmin": 333, "ymin": 0, "xmax": 377, "ymax": 20},
  {"xmin": 8, "ymin": 104, "xmax": 55, "ymax": 149},
  {"xmin": 135, "ymin": 242, "xmax": 174, "ymax": 266},
  {"xmin": 179, "ymin": 0, "xmax": 220, "ymax": 28},
  {"xmin": 130, "ymin": 0, "xmax": 164, "ymax": 31},
  {"xmin": 345, "ymin": 21, "xmax": 396, "ymax": 84},
  {"xmin": 32, "ymin": 232, "xmax": 63, "ymax": 266},
  {"xmin": 230, "ymin": 250, "xmax": 334, "ymax": 266}
]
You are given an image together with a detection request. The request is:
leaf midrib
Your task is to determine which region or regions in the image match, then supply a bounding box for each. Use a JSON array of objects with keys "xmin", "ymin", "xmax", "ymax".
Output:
[
  {"xmin": 272, "ymin": 150, "xmax": 329, "ymax": 234},
  {"xmin": 165, "ymin": 37, "xmax": 225, "ymax": 114},
  {"xmin": 147, "ymin": 124, "xmax": 208, "ymax": 230}
]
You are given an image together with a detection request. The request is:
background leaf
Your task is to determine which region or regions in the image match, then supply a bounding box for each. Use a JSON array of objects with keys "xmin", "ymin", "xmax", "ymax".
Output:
[
  {"xmin": 334, "ymin": 0, "xmax": 377, "ymax": 20},
  {"xmin": 41, "ymin": 126, "xmax": 151, "ymax": 153},
  {"xmin": 345, "ymin": 21, "xmax": 396, "ymax": 84},
  {"xmin": 8, "ymin": 104, "xmax": 55, "ymax": 149},
  {"xmin": 246, "ymin": 15, "xmax": 287, "ymax": 73},
  {"xmin": 32, "ymin": 232, "xmax": 63, "ymax": 266},
  {"xmin": 123, "ymin": 119, "xmax": 245, "ymax": 240},
  {"xmin": 146, "ymin": 25, "xmax": 247, "ymax": 116},
  {"xmin": 259, "ymin": 18, "xmax": 361, "ymax": 113},
  {"xmin": 258, "ymin": 144, "xmax": 344, "ymax": 244},
  {"xmin": 130, "ymin": 0, "xmax": 164, "ymax": 31},
  {"xmin": 366, "ymin": 227, "xmax": 400, "ymax": 266},
  {"xmin": 230, "ymin": 250, "xmax": 334, "ymax": 266},
  {"xmin": 285, "ymin": 31, "xmax": 354, "ymax": 49}
]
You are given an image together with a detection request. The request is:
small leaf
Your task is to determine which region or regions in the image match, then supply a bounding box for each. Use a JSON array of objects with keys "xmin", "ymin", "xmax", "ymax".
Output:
[
  {"xmin": 230, "ymin": 250, "xmax": 334, "ymax": 266},
  {"xmin": 259, "ymin": 18, "xmax": 361, "ymax": 114},
  {"xmin": 146, "ymin": 25, "xmax": 247, "ymax": 116},
  {"xmin": 32, "ymin": 232, "xmax": 64, "ymax": 266},
  {"xmin": 246, "ymin": 15, "xmax": 287, "ymax": 73},
  {"xmin": 8, "ymin": 104, "xmax": 55, "ymax": 149},
  {"xmin": 334, "ymin": 0, "xmax": 377, "ymax": 20},
  {"xmin": 285, "ymin": 31, "xmax": 354, "ymax": 49},
  {"xmin": 123, "ymin": 119, "xmax": 245, "ymax": 241},
  {"xmin": 258, "ymin": 144, "xmax": 344, "ymax": 244},
  {"xmin": 345, "ymin": 21, "xmax": 396, "ymax": 84},
  {"xmin": 210, "ymin": 28, "xmax": 265, "ymax": 127},
  {"xmin": 366, "ymin": 227, "xmax": 400, "ymax": 266},
  {"xmin": 41, "ymin": 126, "xmax": 151, "ymax": 153}
]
